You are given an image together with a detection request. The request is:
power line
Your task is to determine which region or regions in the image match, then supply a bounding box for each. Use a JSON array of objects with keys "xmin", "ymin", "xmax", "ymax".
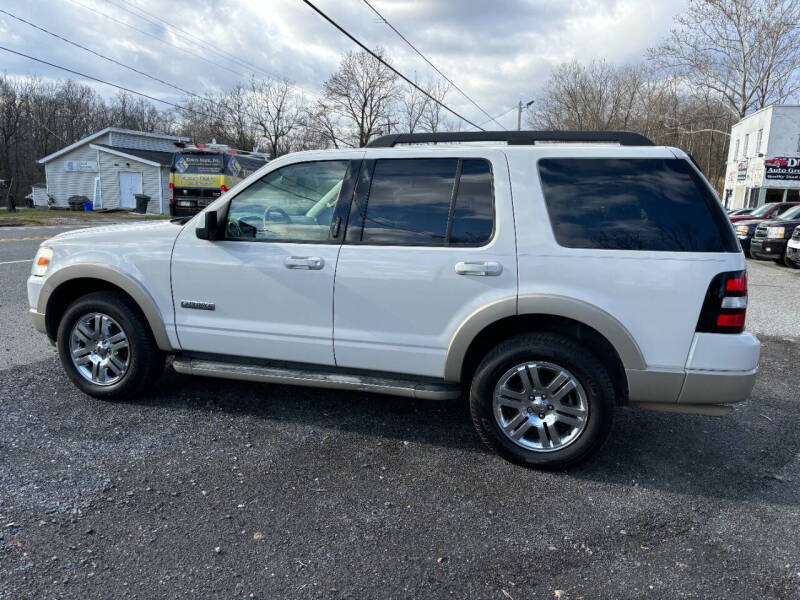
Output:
[
  {"xmin": 64, "ymin": 0, "xmax": 249, "ymax": 80},
  {"xmin": 301, "ymin": 0, "xmax": 484, "ymax": 132},
  {"xmin": 478, "ymin": 105, "xmax": 517, "ymax": 128},
  {"xmin": 104, "ymin": 0, "xmax": 286, "ymax": 82},
  {"xmin": 0, "ymin": 45, "xmax": 220, "ymax": 120},
  {"xmin": 0, "ymin": 8, "xmax": 204, "ymax": 102},
  {"xmin": 360, "ymin": 0, "xmax": 504, "ymax": 131}
]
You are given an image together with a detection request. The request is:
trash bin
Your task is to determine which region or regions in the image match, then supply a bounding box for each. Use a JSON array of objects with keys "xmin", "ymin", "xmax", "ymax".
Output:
[
  {"xmin": 67, "ymin": 195, "xmax": 88, "ymax": 211},
  {"xmin": 83, "ymin": 201, "xmax": 93, "ymax": 211},
  {"xmin": 134, "ymin": 193, "xmax": 150, "ymax": 214}
]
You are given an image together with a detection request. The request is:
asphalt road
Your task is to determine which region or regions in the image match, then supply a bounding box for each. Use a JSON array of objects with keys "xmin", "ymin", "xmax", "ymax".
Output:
[{"xmin": 1, "ymin": 226, "xmax": 799, "ymax": 599}]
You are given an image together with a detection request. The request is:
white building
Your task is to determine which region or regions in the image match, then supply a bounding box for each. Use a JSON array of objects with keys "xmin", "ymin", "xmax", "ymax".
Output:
[
  {"xmin": 722, "ymin": 105, "xmax": 800, "ymax": 210},
  {"xmin": 37, "ymin": 127, "xmax": 190, "ymax": 214}
]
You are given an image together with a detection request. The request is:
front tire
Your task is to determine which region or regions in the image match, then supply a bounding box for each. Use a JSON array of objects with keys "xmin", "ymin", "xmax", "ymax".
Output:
[
  {"xmin": 57, "ymin": 291, "xmax": 165, "ymax": 400},
  {"xmin": 469, "ymin": 333, "xmax": 614, "ymax": 469}
]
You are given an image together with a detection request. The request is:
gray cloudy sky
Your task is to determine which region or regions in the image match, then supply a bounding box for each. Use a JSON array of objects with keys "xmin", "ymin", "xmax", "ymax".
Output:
[{"xmin": 0, "ymin": 0, "xmax": 688, "ymax": 129}]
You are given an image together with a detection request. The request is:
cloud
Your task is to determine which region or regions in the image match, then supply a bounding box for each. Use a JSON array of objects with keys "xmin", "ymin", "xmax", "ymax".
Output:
[{"xmin": 0, "ymin": 0, "xmax": 688, "ymax": 129}]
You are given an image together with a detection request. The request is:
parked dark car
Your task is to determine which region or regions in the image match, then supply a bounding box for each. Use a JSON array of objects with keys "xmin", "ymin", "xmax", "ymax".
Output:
[
  {"xmin": 729, "ymin": 202, "xmax": 799, "ymax": 223},
  {"xmin": 728, "ymin": 208, "xmax": 753, "ymax": 216},
  {"xmin": 750, "ymin": 204, "xmax": 800, "ymax": 265}
]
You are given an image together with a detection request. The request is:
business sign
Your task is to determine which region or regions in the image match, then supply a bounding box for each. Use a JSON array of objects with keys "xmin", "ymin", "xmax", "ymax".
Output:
[
  {"xmin": 764, "ymin": 157, "xmax": 800, "ymax": 181},
  {"xmin": 65, "ymin": 160, "xmax": 98, "ymax": 172},
  {"xmin": 736, "ymin": 160, "xmax": 748, "ymax": 182}
]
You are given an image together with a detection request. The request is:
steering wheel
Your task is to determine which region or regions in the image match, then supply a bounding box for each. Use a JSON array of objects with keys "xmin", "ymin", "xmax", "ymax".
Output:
[{"xmin": 264, "ymin": 206, "xmax": 291, "ymax": 224}]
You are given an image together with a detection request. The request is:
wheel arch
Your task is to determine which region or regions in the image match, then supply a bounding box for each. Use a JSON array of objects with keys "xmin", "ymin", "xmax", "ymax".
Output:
[
  {"xmin": 39, "ymin": 265, "xmax": 173, "ymax": 351},
  {"xmin": 445, "ymin": 295, "xmax": 646, "ymax": 404}
]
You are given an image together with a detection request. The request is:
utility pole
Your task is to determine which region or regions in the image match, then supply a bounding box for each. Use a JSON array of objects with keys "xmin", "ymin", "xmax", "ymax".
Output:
[{"xmin": 517, "ymin": 99, "xmax": 535, "ymax": 131}]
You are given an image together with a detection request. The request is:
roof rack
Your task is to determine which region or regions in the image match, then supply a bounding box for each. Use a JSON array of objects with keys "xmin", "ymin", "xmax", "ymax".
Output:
[{"xmin": 366, "ymin": 130, "xmax": 654, "ymax": 148}]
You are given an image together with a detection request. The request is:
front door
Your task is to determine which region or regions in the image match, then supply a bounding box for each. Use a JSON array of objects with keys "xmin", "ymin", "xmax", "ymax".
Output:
[
  {"xmin": 171, "ymin": 157, "xmax": 358, "ymax": 365},
  {"xmin": 118, "ymin": 172, "xmax": 142, "ymax": 209},
  {"xmin": 333, "ymin": 151, "xmax": 518, "ymax": 379}
]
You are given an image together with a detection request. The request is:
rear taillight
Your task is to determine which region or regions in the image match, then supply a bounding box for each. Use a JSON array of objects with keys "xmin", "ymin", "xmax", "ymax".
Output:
[
  {"xmin": 169, "ymin": 182, "xmax": 174, "ymax": 190},
  {"xmin": 220, "ymin": 185, "xmax": 228, "ymax": 193},
  {"xmin": 696, "ymin": 271, "xmax": 747, "ymax": 334}
]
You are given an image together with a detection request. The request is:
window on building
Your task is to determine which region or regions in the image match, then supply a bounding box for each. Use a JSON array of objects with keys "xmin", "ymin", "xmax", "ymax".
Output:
[
  {"xmin": 537, "ymin": 158, "xmax": 738, "ymax": 252},
  {"xmin": 756, "ymin": 129, "xmax": 763, "ymax": 155},
  {"xmin": 350, "ymin": 158, "xmax": 495, "ymax": 246},
  {"xmin": 743, "ymin": 133, "xmax": 749, "ymax": 157},
  {"xmin": 734, "ymin": 139, "xmax": 740, "ymax": 159}
]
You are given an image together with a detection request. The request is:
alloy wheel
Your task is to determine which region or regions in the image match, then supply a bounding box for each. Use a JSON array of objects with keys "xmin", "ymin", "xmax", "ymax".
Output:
[
  {"xmin": 69, "ymin": 312, "xmax": 130, "ymax": 386},
  {"xmin": 492, "ymin": 361, "xmax": 589, "ymax": 452}
]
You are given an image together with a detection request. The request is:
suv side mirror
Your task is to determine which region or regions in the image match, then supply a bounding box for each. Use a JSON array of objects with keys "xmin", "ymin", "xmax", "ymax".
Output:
[{"xmin": 196, "ymin": 210, "xmax": 220, "ymax": 240}]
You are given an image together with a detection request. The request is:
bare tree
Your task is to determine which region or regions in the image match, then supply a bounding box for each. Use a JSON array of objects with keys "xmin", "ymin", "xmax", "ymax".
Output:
[
  {"xmin": 322, "ymin": 49, "xmax": 398, "ymax": 147},
  {"xmin": 420, "ymin": 80, "xmax": 450, "ymax": 133},
  {"xmin": 650, "ymin": 0, "xmax": 800, "ymax": 118},
  {"xmin": 530, "ymin": 60, "xmax": 645, "ymax": 130},
  {"xmin": 248, "ymin": 78, "xmax": 303, "ymax": 158},
  {"xmin": 398, "ymin": 79, "xmax": 427, "ymax": 133}
]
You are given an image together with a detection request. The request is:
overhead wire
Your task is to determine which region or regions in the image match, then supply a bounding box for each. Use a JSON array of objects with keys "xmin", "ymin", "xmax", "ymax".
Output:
[
  {"xmin": 301, "ymin": 0, "xmax": 485, "ymax": 132},
  {"xmin": 360, "ymin": 0, "xmax": 505, "ymax": 130}
]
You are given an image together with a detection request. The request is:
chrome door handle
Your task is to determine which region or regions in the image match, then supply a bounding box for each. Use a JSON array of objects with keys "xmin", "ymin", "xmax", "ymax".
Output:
[
  {"xmin": 454, "ymin": 261, "xmax": 502, "ymax": 276},
  {"xmin": 284, "ymin": 256, "xmax": 324, "ymax": 270}
]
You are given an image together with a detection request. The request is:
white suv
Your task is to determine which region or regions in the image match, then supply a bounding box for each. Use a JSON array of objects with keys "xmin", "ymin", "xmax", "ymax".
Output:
[{"xmin": 28, "ymin": 131, "xmax": 760, "ymax": 468}]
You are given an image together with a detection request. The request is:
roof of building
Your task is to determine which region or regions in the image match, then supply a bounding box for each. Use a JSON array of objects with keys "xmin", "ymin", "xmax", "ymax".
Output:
[
  {"xmin": 91, "ymin": 144, "xmax": 175, "ymax": 167},
  {"xmin": 38, "ymin": 127, "xmax": 190, "ymax": 164}
]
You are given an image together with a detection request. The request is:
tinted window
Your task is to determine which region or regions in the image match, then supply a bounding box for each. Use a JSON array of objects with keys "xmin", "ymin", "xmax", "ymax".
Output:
[
  {"xmin": 450, "ymin": 159, "xmax": 494, "ymax": 244},
  {"xmin": 225, "ymin": 160, "xmax": 349, "ymax": 242},
  {"xmin": 361, "ymin": 158, "xmax": 457, "ymax": 244},
  {"xmin": 352, "ymin": 158, "xmax": 494, "ymax": 246},
  {"xmin": 778, "ymin": 205, "xmax": 800, "ymax": 220},
  {"xmin": 538, "ymin": 158, "xmax": 736, "ymax": 252}
]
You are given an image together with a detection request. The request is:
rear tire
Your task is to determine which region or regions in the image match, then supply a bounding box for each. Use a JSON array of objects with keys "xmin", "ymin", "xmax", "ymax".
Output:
[
  {"xmin": 57, "ymin": 291, "xmax": 165, "ymax": 400},
  {"xmin": 469, "ymin": 333, "xmax": 614, "ymax": 469}
]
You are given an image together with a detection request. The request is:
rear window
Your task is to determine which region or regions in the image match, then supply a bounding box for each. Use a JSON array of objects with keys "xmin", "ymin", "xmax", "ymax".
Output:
[{"xmin": 537, "ymin": 158, "xmax": 738, "ymax": 252}]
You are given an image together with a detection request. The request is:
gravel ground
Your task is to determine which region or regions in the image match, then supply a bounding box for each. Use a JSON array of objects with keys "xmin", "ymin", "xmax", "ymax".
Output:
[
  {"xmin": 1, "ymin": 232, "xmax": 799, "ymax": 598},
  {"xmin": 746, "ymin": 258, "xmax": 800, "ymax": 338},
  {"xmin": 1, "ymin": 341, "xmax": 799, "ymax": 599}
]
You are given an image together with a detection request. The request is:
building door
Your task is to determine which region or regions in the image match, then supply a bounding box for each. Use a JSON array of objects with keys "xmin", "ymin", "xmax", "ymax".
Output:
[
  {"xmin": 118, "ymin": 172, "xmax": 142, "ymax": 209},
  {"xmin": 93, "ymin": 177, "xmax": 102, "ymax": 208}
]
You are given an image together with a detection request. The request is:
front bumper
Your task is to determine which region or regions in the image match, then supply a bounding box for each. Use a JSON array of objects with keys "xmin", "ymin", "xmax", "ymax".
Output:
[
  {"xmin": 785, "ymin": 242, "xmax": 800, "ymax": 265},
  {"xmin": 750, "ymin": 238, "xmax": 787, "ymax": 259},
  {"xmin": 626, "ymin": 332, "xmax": 760, "ymax": 415},
  {"xmin": 737, "ymin": 236, "xmax": 751, "ymax": 254},
  {"xmin": 29, "ymin": 308, "xmax": 46, "ymax": 334}
]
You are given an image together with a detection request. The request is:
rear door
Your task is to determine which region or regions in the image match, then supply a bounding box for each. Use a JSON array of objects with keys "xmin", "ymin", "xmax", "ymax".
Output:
[{"xmin": 333, "ymin": 149, "xmax": 517, "ymax": 379}]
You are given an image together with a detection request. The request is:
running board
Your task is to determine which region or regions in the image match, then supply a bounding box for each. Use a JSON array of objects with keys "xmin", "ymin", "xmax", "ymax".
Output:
[{"xmin": 172, "ymin": 358, "xmax": 462, "ymax": 401}]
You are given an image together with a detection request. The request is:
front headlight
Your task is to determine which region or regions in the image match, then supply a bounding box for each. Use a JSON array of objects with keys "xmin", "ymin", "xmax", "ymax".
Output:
[
  {"xmin": 766, "ymin": 226, "xmax": 786, "ymax": 239},
  {"xmin": 31, "ymin": 247, "xmax": 53, "ymax": 277},
  {"xmin": 735, "ymin": 225, "xmax": 750, "ymax": 237}
]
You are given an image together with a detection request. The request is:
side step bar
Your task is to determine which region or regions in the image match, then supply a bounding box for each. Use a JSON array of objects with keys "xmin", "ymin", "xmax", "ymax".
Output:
[{"xmin": 172, "ymin": 358, "xmax": 462, "ymax": 401}]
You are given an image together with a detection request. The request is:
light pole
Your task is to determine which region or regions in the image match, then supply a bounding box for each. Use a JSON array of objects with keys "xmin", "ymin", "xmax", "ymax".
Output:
[{"xmin": 517, "ymin": 99, "xmax": 535, "ymax": 131}]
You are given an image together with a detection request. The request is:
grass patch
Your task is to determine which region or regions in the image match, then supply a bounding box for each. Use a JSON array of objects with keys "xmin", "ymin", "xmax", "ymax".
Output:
[{"xmin": 0, "ymin": 208, "xmax": 169, "ymax": 226}]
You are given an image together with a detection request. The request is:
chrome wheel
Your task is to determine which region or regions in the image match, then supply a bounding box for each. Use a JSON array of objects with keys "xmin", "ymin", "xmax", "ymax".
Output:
[
  {"xmin": 69, "ymin": 312, "xmax": 130, "ymax": 386},
  {"xmin": 493, "ymin": 361, "xmax": 589, "ymax": 452}
]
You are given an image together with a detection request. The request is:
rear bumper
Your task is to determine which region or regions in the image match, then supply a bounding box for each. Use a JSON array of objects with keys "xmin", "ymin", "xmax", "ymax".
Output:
[{"xmin": 626, "ymin": 332, "xmax": 759, "ymax": 415}]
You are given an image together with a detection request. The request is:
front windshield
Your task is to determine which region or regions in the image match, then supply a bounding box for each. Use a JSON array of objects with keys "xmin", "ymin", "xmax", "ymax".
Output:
[
  {"xmin": 777, "ymin": 205, "xmax": 800, "ymax": 220},
  {"xmin": 749, "ymin": 204, "xmax": 774, "ymax": 217}
]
